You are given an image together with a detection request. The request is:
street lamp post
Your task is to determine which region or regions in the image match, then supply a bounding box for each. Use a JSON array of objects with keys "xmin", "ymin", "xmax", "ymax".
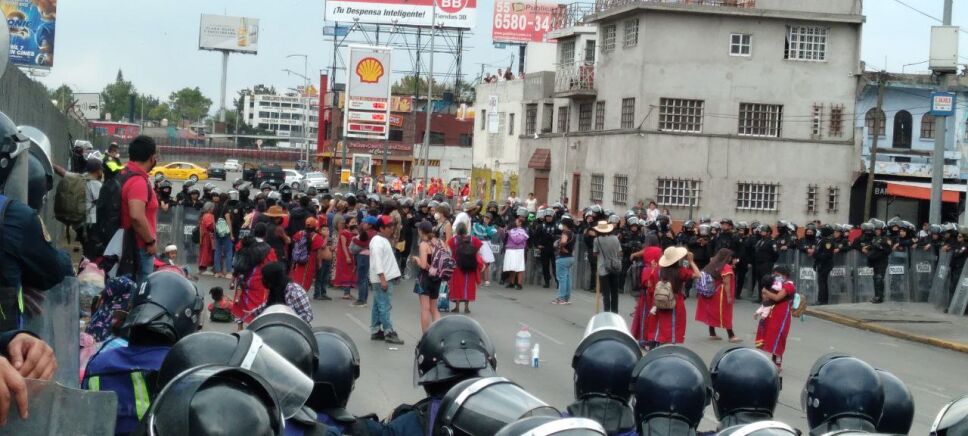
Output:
[
  {"xmin": 286, "ymin": 54, "xmax": 311, "ymax": 164},
  {"xmin": 421, "ymin": 0, "xmax": 437, "ymax": 199}
]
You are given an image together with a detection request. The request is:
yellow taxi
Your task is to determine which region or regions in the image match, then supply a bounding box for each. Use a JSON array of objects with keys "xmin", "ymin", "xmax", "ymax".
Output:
[{"xmin": 150, "ymin": 162, "xmax": 209, "ymax": 182}]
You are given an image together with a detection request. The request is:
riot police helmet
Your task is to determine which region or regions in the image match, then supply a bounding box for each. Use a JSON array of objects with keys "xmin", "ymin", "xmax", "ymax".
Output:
[
  {"xmin": 700, "ymin": 216, "xmax": 712, "ymax": 224},
  {"xmin": 246, "ymin": 306, "xmax": 319, "ymax": 378},
  {"xmin": 428, "ymin": 200, "xmax": 440, "ymax": 209},
  {"xmin": 160, "ymin": 179, "xmax": 173, "ymax": 190},
  {"xmin": 820, "ymin": 224, "xmax": 834, "ymax": 237},
  {"xmin": 869, "ymin": 219, "xmax": 886, "ymax": 230},
  {"xmin": 930, "ymin": 224, "xmax": 943, "ymax": 235},
  {"xmin": 886, "ymin": 217, "xmax": 901, "ymax": 229},
  {"xmin": 737, "ymin": 221, "xmax": 750, "ymax": 231},
  {"xmin": 307, "ymin": 326, "xmax": 360, "ymax": 411},
  {"xmin": 699, "ymin": 224, "xmax": 711, "ymax": 237},
  {"xmin": 607, "ymin": 214, "xmax": 620, "ymax": 225},
  {"xmin": 203, "ymin": 182, "xmax": 215, "ymax": 192},
  {"xmin": 625, "ymin": 209, "xmax": 636, "ymax": 218},
  {"xmin": 210, "ymin": 187, "xmax": 222, "ymax": 197},
  {"xmin": 495, "ymin": 417, "xmax": 607, "ymax": 436},
  {"xmin": 683, "ymin": 220, "xmax": 696, "ymax": 231},
  {"xmin": 560, "ymin": 214, "xmax": 575, "ymax": 228},
  {"xmin": 415, "ymin": 315, "xmax": 497, "ymax": 396},
  {"xmin": 715, "ymin": 421, "xmax": 799, "ymax": 436},
  {"xmin": 260, "ymin": 181, "xmax": 272, "ymax": 191},
  {"xmin": 517, "ymin": 206, "xmax": 529, "ymax": 217},
  {"xmin": 711, "ymin": 222, "xmax": 722, "ymax": 231},
  {"xmin": 930, "ymin": 394, "xmax": 968, "ymax": 436},
  {"xmin": 183, "ymin": 179, "xmax": 196, "ymax": 189},
  {"xmin": 589, "ymin": 205, "xmax": 603, "ymax": 215},
  {"xmin": 656, "ymin": 215, "xmax": 671, "ymax": 231},
  {"xmin": 154, "ymin": 172, "xmax": 166, "ymax": 182},
  {"xmin": 802, "ymin": 353, "xmax": 884, "ymax": 434},
  {"xmin": 573, "ymin": 313, "xmax": 642, "ymax": 402},
  {"xmin": 900, "ymin": 220, "xmax": 915, "ymax": 232},
  {"xmin": 536, "ymin": 208, "xmax": 547, "ymax": 220},
  {"xmin": 0, "ymin": 112, "xmax": 30, "ymax": 190},
  {"xmin": 628, "ymin": 217, "xmax": 640, "ymax": 227},
  {"xmin": 603, "ymin": 209, "xmax": 614, "ymax": 217},
  {"xmin": 122, "ymin": 270, "xmax": 203, "ymax": 346},
  {"xmin": 710, "ymin": 346, "xmax": 780, "ymax": 428},
  {"xmin": 267, "ymin": 191, "xmax": 281, "ymax": 202},
  {"xmin": 306, "ymin": 186, "xmax": 318, "ymax": 197},
  {"xmin": 805, "ymin": 222, "xmax": 817, "ymax": 232},
  {"xmin": 758, "ymin": 225, "xmax": 772, "ymax": 235},
  {"xmin": 860, "ymin": 223, "xmax": 874, "ymax": 233},
  {"xmin": 188, "ymin": 186, "xmax": 201, "ymax": 196},
  {"xmin": 233, "ymin": 177, "xmax": 245, "ymax": 189},
  {"xmin": 402, "ymin": 197, "xmax": 414, "ymax": 208},
  {"xmin": 553, "ymin": 201, "xmax": 564, "ymax": 210},
  {"xmin": 280, "ymin": 184, "xmax": 293, "ymax": 195},
  {"xmin": 631, "ymin": 345, "xmax": 712, "ymax": 432},
  {"xmin": 875, "ymin": 369, "xmax": 913, "ymax": 435},
  {"xmin": 584, "ymin": 209, "xmax": 596, "ymax": 219},
  {"xmin": 787, "ymin": 222, "xmax": 798, "ymax": 233},
  {"xmin": 486, "ymin": 200, "xmax": 499, "ymax": 210},
  {"xmin": 434, "ymin": 377, "xmax": 560, "ymax": 436},
  {"xmin": 145, "ymin": 365, "xmax": 284, "ymax": 436},
  {"xmin": 750, "ymin": 221, "xmax": 761, "ymax": 229}
]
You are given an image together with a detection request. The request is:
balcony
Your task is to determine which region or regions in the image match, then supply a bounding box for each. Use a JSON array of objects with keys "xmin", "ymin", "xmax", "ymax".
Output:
[
  {"xmin": 554, "ymin": 62, "xmax": 596, "ymax": 98},
  {"xmin": 595, "ymin": 0, "xmax": 754, "ymax": 14}
]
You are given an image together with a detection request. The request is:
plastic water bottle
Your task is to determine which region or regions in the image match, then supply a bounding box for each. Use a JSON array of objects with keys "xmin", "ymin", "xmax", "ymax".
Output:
[
  {"xmin": 531, "ymin": 343, "xmax": 540, "ymax": 368},
  {"xmin": 514, "ymin": 326, "xmax": 532, "ymax": 365}
]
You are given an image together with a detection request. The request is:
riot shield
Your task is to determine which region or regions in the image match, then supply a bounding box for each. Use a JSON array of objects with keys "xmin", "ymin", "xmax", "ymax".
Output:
[
  {"xmin": 491, "ymin": 232, "xmax": 505, "ymax": 284},
  {"xmin": 850, "ymin": 251, "xmax": 875, "ymax": 303},
  {"xmin": 910, "ymin": 249, "xmax": 937, "ymax": 303},
  {"xmin": 180, "ymin": 206, "xmax": 201, "ymax": 265},
  {"xmin": 2, "ymin": 379, "xmax": 117, "ymax": 435},
  {"xmin": 827, "ymin": 253, "xmax": 852, "ymax": 305},
  {"xmin": 796, "ymin": 254, "xmax": 818, "ymax": 305},
  {"xmin": 574, "ymin": 242, "xmax": 589, "ymax": 291},
  {"xmin": 947, "ymin": 257, "xmax": 968, "ymax": 316},
  {"xmin": 930, "ymin": 251, "xmax": 952, "ymax": 311},
  {"xmin": 885, "ymin": 252, "xmax": 911, "ymax": 303},
  {"xmin": 525, "ymin": 247, "xmax": 541, "ymax": 285},
  {"xmin": 23, "ymin": 278, "xmax": 80, "ymax": 388},
  {"xmin": 156, "ymin": 206, "xmax": 176, "ymax": 249},
  {"xmin": 625, "ymin": 260, "xmax": 644, "ymax": 297},
  {"xmin": 776, "ymin": 248, "xmax": 796, "ymax": 273}
]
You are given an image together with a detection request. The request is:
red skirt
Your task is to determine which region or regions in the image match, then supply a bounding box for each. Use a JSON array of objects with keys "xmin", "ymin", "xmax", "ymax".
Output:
[
  {"xmin": 448, "ymin": 258, "xmax": 482, "ymax": 302},
  {"xmin": 645, "ymin": 293, "xmax": 687, "ymax": 344},
  {"xmin": 696, "ymin": 272, "xmax": 735, "ymax": 330},
  {"xmin": 630, "ymin": 290, "xmax": 652, "ymax": 344},
  {"xmin": 755, "ymin": 299, "xmax": 793, "ymax": 359}
]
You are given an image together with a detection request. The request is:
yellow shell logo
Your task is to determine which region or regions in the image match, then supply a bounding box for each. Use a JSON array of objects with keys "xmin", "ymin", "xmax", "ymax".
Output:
[{"xmin": 356, "ymin": 57, "xmax": 385, "ymax": 84}]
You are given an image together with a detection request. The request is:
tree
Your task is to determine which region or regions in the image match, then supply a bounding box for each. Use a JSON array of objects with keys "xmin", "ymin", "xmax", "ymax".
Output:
[
  {"xmin": 101, "ymin": 70, "xmax": 137, "ymax": 121},
  {"xmin": 48, "ymin": 84, "xmax": 75, "ymax": 113},
  {"xmin": 147, "ymin": 102, "xmax": 172, "ymax": 123},
  {"xmin": 168, "ymin": 87, "xmax": 212, "ymax": 122},
  {"xmin": 391, "ymin": 74, "xmax": 446, "ymax": 96}
]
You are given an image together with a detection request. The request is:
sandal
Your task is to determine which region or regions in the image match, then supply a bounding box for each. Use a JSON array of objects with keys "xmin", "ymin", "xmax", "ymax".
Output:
[{"xmin": 463, "ymin": 307, "xmax": 471, "ymax": 314}]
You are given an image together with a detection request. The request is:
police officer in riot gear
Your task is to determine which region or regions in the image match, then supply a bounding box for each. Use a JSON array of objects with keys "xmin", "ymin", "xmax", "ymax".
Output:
[
  {"xmin": 774, "ymin": 221, "xmax": 797, "ymax": 253},
  {"xmin": 677, "ymin": 220, "xmax": 697, "ymax": 247},
  {"xmin": 862, "ymin": 220, "xmax": 892, "ymax": 304},
  {"xmin": 752, "ymin": 225, "xmax": 778, "ymax": 301},
  {"xmin": 875, "ymin": 368, "xmax": 914, "ymax": 435},
  {"xmin": 308, "ymin": 327, "xmax": 385, "ymax": 435},
  {"xmin": 917, "ymin": 224, "xmax": 944, "ymax": 256},
  {"xmin": 435, "ymin": 376, "xmax": 560, "ymax": 435},
  {"xmin": 631, "ymin": 345, "xmax": 712, "ymax": 435},
  {"xmin": 710, "ymin": 346, "xmax": 781, "ymax": 430},
  {"xmin": 536, "ymin": 208, "xmax": 560, "ymax": 288},
  {"xmin": 653, "ymin": 215, "xmax": 676, "ymax": 249},
  {"xmin": 812, "ymin": 224, "xmax": 835, "ymax": 305},
  {"xmin": 156, "ymin": 179, "xmax": 174, "ymax": 211},
  {"xmin": 802, "ymin": 353, "xmax": 884, "ymax": 435},
  {"xmin": 497, "ymin": 417, "xmax": 607, "ymax": 436},
  {"xmin": 175, "ymin": 179, "xmax": 194, "ymax": 204},
  {"xmin": 733, "ymin": 222, "xmax": 751, "ymax": 299},
  {"xmin": 581, "ymin": 211, "xmax": 599, "ymax": 290}
]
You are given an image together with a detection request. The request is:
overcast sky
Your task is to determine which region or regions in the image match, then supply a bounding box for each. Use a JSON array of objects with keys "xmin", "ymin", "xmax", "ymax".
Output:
[{"xmin": 26, "ymin": 0, "xmax": 968, "ymax": 111}]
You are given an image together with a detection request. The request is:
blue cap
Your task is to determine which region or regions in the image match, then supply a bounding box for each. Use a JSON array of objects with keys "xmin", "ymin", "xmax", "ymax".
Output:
[{"xmin": 363, "ymin": 216, "xmax": 379, "ymax": 226}]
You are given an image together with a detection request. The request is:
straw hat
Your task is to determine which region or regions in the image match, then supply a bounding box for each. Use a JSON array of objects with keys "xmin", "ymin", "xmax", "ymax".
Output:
[
  {"xmin": 593, "ymin": 220, "xmax": 614, "ymax": 234},
  {"xmin": 264, "ymin": 205, "xmax": 289, "ymax": 218},
  {"xmin": 658, "ymin": 246, "xmax": 689, "ymax": 268}
]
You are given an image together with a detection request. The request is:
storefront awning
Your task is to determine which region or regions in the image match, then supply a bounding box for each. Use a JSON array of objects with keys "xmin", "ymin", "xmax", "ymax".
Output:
[
  {"xmin": 881, "ymin": 180, "xmax": 963, "ymax": 203},
  {"xmin": 528, "ymin": 148, "xmax": 551, "ymax": 170}
]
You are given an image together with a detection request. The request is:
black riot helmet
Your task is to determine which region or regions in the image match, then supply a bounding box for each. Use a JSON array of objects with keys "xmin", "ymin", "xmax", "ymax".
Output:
[
  {"xmin": 122, "ymin": 271, "xmax": 202, "ymax": 346},
  {"xmin": 573, "ymin": 313, "xmax": 642, "ymax": 402},
  {"xmin": 415, "ymin": 315, "xmax": 497, "ymax": 396},
  {"xmin": 655, "ymin": 215, "xmax": 671, "ymax": 233},
  {"xmin": 710, "ymin": 346, "xmax": 780, "ymax": 429},
  {"xmin": 0, "ymin": 112, "xmax": 30, "ymax": 192},
  {"xmin": 682, "ymin": 220, "xmax": 696, "ymax": 231},
  {"xmin": 875, "ymin": 369, "xmax": 913, "ymax": 435},
  {"xmin": 183, "ymin": 179, "xmax": 196, "ymax": 189},
  {"xmin": 246, "ymin": 306, "xmax": 319, "ymax": 378},
  {"xmin": 307, "ymin": 326, "xmax": 360, "ymax": 411},
  {"xmin": 931, "ymin": 394, "xmax": 968, "ymax": 436},
  {"xmin": 716, "ymin": 421, "xmax": 799, "ymax": 436},
  {"xmin": 758, "ymin": 224, "xmax": 772, "ymax": 235},
  {"xmin": 802, "ymin": 353, "xmax": 884, "ymax": 435},
  {"xmin": 631, "ymin": 345, "xmax": 712, "ymax": 433},
  {"xmin": 495, "ymin": 417, "xmax": 607, "ymax": 436},
  {"xmin": 434, "ymin": 377, "xmax": 560, "ymax": 436},
  {"xmin": 145, "ymin": 365, "xmax": 284, "ymax": 436}
]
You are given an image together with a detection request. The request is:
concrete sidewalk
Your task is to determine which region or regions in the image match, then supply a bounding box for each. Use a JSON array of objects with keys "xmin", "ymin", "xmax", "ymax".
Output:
[{"xmin": 807, "ymin": 302, "xmax": 968, "ymax": 353}]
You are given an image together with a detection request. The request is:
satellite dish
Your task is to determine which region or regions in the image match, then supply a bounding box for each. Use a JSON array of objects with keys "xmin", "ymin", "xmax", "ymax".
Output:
[{"xmin": 0, "ymin": 10, "xmax": 10, "ymax": 77}]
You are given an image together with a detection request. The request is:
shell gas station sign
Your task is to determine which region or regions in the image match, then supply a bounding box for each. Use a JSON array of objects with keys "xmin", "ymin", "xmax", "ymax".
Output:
[{"xmin": 344, "ymin": 45, "xmax": 392, "ymax": 140}]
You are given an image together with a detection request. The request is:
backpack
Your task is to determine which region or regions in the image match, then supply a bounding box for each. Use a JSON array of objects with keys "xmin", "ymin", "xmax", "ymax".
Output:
[
  {"xmin": 792, "ymin": 292, "xmax": 808, "ymax": 319},
  {"xmin": 695, "ymin": 271, "xmax": 716, "ymax": 298},
  {"xmin": 209, "ymin": 302, "xmax": 233, "ymax": 322},
  {"xmin": 96, "ymin": 170, "xmax": 153, "ymax": 252},
  {"xmin": 215, "ymin": 217, "xmax": 231, "ymax": 238},
  {"xmin": 54, "ymin": 173, "xmax": 89, "ymax": 226},
  {"xmin": 429, "ymin": 240, "xmax": 456, "ymax": 281},
  {"xmin": 455, "ymin": 236, "xmax": 478, "ymax": 272},
  {"xmin": 596, "ymin": 237, "xmax": 623, "ymax": 274},
  {"xmin": 653, "ymin": 280, "xmax": 675, "ymax": 310},
  {"xmin": 292, "ymin": 232, "xmax": 312, "ymax": 265}
]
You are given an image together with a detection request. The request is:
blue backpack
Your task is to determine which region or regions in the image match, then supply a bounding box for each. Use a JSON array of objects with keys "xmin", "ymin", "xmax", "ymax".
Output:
[{"xmin": 695, "ymin": 271, "xmax": 716, "ymax": 298}]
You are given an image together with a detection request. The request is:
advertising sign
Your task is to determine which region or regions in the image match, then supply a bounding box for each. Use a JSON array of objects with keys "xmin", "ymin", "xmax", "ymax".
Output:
[
  {"xmin": 2, "ymin": 0, "xmax": 57, "ymax": 68},
  {"xmin": 344, "ymin": 45, "xmax": 392, "ymax": 140},
  {"xmin": 348, "ymin": 111, "xmax": 388, "ymax": 123},
  {"xmin": 324, "ymin": 0, "xmax": 477, "ymax": 29},
  {"xmin": 199, "ymin": 14, "xmax": 259, "ymax": 53},
  {"xmin": 492, "ymin": 0, "xmax": 566, "ymax": 44}
]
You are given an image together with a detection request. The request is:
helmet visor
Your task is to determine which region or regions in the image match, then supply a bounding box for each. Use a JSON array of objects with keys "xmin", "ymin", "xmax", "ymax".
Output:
[
  {"xmin": 439, "ymin": 377, "xmax": 560, "ymax": 436},
  {"xmin": 230, "ymin": 331, "xmax": 313, "ymax": 419}
]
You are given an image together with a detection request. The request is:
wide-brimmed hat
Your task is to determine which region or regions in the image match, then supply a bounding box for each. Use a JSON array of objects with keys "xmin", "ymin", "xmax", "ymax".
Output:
[
  {"xmin": 594, "ymin": 221, "xmax": 614, "ymax": 234},
  {"xmin": 264, "ymin": 206, "xmax": 288, "ymax": 218},
  {"xmin": 658, "ymin": 246, "xmax": 689, "ymax": 268}
]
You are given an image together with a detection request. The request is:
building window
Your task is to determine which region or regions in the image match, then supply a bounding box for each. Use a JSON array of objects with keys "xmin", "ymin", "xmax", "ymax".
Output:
[
  {"xmin": 459, "ymin": 133, "xmax": 472, "ymax": 146},
  {"xmin": 578, "ymin": 103, "xmax": 593, "ymax": 132},
  {"xmin": 865, "ymin": 108, "xmax": 885, "ymax": 137},
  {"xmin": 613, "ymin": 175, "xmax": 629, "ymax": 205},
  {"xmin": 827, "ymin": 186, "xmax": 840, "ymax": 213},
  {"xmin": 811, "ymin": 104, "xmax": 823, "ymax": 139},
  {"xmin": 584, "ymin": 40, "xmax": 596, "ymax": 63},
  {"xmin": 542, "ymin": 103, "xmax": 554, "ymax": 133},
  {"xmin": 921, "ymin": 113, "xmax": 936, "ymax": 139},
  {"xmin": 561, "ymin": 41, "xmax": 576, "ymax": 65},
  {"xmin": 620, "ymin": 98, "xmax": 636, "ymax": 129},
  {"xmin": 430, "ymin": 131, "xmax": 445, "ymax": 144},
  {"xmin": 480, "ymin": 109, "xmax": 487, "ymax": 131},
  {"xmin": 656, "ymin": 178, "xmax": 701, "ymax": 207},
  {"xmin": 829, "ymin": 105, "xmax": 844, "ymax": 137},
  {"xmin": 658, "ymin": 98, "xmax": 704, "ymax": 133},
  {"xmin": 594, "ymin": 101, "xmax": 605, "ymax": 130},
  {"xmin": 730, "ymin": 33, "xmax": 751, "ymax": 56},
  {"xmin": 736, "ymin": 182, "xmax": 780, "ymax": 211},
  {"xmin": 624, "ymin": 19, "xmax": 639, "ymax": 48},
  {"xmin": 784, "ymin": 25, "xmax": 828, "ymax": 61},
  {"xmin": 591, "ymin": 174, "xmax": 605, "ymax": 203},
  {"xmin": 806, "ymin": 184, "xmax": 818, "ymax": 215},
  {"xmin": 525, "ymin": 104, "xmax": 538, "ymax": 135},
  {"xmin": 738, "ymin": 103, "xmax": 783, "ymax": 137},
  {"xmin": 602, "ymin": 24, "xmax": 616, "ymax": 53},
  {"xmin": 557, "ymin": 106, "xmax": 570, "ymax": 133},
  {"xmin": 508, "ymin": 113, "xmax": 516, "ymax": 136},
  {"xmin": 893, "ymin": 110, "xmax": 913, "ymax": 148},
  {"xmin": 389, "ymin": 129, "xmax": 404, "ymax": 141}
]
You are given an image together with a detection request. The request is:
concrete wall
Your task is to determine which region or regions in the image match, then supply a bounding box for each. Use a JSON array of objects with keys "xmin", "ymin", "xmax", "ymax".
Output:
[
  {"xmin": 473, "ymin": 79, "xmax": 525, "ymax": 173},
  {"xmin": 525, "ymin": 42, "xmax": 557, "ymax": 74},
  {"xmin": 756, "ymin": 0, "xmax": 862, "ymax": 16},
  {"xmin": 412, "ymin": 143, "xmax": 472, "ymax": 181}
]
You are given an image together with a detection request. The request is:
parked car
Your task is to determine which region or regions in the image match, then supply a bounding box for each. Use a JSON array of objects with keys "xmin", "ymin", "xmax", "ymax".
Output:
[
  {"xmin": 303, "ymin": 172, "xmax": 330, "ymax": 192},
  {"xmin": 284, "ymin": 169, "xmax": 305, "ymax": 190},
  {"xmin": 207, "ymin": 163, "xmax": 227, "ymax": 181},
  {"xmin": 223, "ymin": 159, "xmax": 241, "ymax": 171},
  {"xmin": 150, "ymin": 162, "xmax": 209, "ymax": 182},
  {"xmin": 255, "ymin": 164, "xmax": 286, "ymax": 188}
]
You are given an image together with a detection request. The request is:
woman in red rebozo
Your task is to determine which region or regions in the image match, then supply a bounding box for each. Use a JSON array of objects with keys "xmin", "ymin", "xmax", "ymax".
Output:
[
  {"xmin": 198, "ymin": 202, "xmax": 216, "ymax": 275},
  {"xmin": 231, "ymin": 223, "xmax": 278, "ymax": 328},
  {"xmin": 290, "ymin": 217, "xmax": 325, "ymax": 291},
  {"xmin": 695, "ymin": 248, "xmax": 741, "ymax": 342},
  {"xmin": 756, "ymin": 265, "xmax": 795, "ymax": 368},
  {"xmin": 333, "ymin": 216, "xmax": 357, "ymax": 299},
  {"xmin": 630, "ymin": 246, "xmax": 662, "ymax": 347},
  {"xmin": 447, "ymin": 223, "xmax": 483, "ymax": 313},
  {"xmin": 643, "ymin": 246, "xmax": 700, "ymax": 346}
]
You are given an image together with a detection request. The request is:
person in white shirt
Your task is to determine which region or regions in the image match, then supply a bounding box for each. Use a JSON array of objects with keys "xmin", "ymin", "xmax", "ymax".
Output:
[
  {"xmin": 507, "ymin": 191, "xmax": 520, "ymax": 205},
  {"xmin": 525, "ymin": 193, "xmax": 538, "ymax": 213},
  {"xmin": 369, "ymin": 215, "xmax": 404, "ymax": 345},
  {"xmin": 454, "ymin": 202, "xmax": 474, "ymax": 235}
]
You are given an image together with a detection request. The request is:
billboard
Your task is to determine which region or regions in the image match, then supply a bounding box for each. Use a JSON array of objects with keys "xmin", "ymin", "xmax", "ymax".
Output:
[
  {"xmin": 324, "ymin": 0, "xmax": 477, "ymax": 29},
  {"xmin": 2, "ymin": 0, "xmax": 56, "ymax": 69},
  {"xmin": 343, "ymin": 46, "xmax": 392, "ymax": 140},
  {"xmin": 199, "ymin": 14, "xmax": 259, "ymax": 53},
  {"xmin": 492, "ymin": 0, "xmax": 566, "ymax": 44}
]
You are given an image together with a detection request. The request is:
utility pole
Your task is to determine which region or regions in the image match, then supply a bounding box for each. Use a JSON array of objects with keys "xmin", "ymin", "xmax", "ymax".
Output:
[
  {"xmin": 929, "ymin": 0, "xmax": 954, "ymax": 224},
  {"xmin": 421, "ymin": 0, "xmax": 437, "ymax": 199},
  {"xmin": 864, "ymin": 71, "xmax": 888, "ymax": 222}
]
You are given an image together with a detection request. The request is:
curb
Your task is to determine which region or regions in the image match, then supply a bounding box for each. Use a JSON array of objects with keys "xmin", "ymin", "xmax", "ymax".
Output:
[{"xmin": 806, "ymin": 307, "xmax": 968, "ymax": 354}]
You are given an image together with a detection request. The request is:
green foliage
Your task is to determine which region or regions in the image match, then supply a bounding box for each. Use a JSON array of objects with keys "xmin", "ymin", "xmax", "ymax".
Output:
[
  {"xmin": 168, "ymin": 87, "xmax": 213, "ymax": 122},
  {"xmin": 101, "ymin": 70, "xmax": 137, "ymax": 121}
]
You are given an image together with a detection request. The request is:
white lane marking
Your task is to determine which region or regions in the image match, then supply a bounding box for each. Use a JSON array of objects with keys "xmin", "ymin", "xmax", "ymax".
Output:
[
  {"xmin": 345, "ymin": 312, "xmax": 370, "ymax": 333},
  {"xmin": 519, "ymin": 322, "xmax": 564, "ymax": 346},
  {"xmin": 909, "ymin": 384, "xmax": 950, "ymax": 399},
  {"xmin": 877, "ymin": 341, "xmax": 901, "ymax": 348}
]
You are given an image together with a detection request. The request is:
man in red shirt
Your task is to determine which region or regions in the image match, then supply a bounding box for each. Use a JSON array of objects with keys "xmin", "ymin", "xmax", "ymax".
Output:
[{"xmin": 120, "ymin": 136, "xmax": 160, "ymax": 283}]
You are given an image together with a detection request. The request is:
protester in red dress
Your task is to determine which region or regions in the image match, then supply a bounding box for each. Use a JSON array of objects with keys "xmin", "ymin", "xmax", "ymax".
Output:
[
  {"xmin": 198, "ymin": 202, "xmax": 216, "ymax": 275},
  {"xmin": 643, "ymin": 247, "xmax": 701, "ymax": 347},
  {"xmin": 231, "ymin": 222, "xmax": 277, "ymax": 329},
  {"xmin": 333, "ymin": 216, "xmax": 358, "ymax": 299},
  {"xmin": 290, "ymin": 217, "xmax": 325, "ymax": 292},
  {"xmin": 696, "ymin": 248, "xmax": 741, "ymax": 342},
  {"xmin": 756, "ymin": 265, "xmax": 795, "ymax": 368},
  {"xmin": 630, "ymin": 246, "xmax": 662, "ymax": 347},
  {"xmin": 447, "ymin": 222, "xmax": 483, "ymax": 314}
]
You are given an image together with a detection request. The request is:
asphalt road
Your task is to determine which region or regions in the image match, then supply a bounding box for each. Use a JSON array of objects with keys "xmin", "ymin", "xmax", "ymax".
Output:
[{"xmin": 195, "ymin": 270, "xmax": 968, "ymax": 435}]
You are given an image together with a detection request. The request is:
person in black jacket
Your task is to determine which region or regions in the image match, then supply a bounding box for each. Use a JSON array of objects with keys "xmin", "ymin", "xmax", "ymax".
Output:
[
  {"xmin": 733, "ymin": 222, "xmax": 751, "ymax": 299},
  {"xmin": 579, "ymin": 211, "xmax": 598, "ymax": 291},
  {"xmin": 752, "ymin": 224, "xmax": 778, "ymax": 299},
  {"xmin": 813, "ymin": 225, "xmax": 836, "ymax": 305},
  {"xmin": 534, "ymin": 210, "xmax": 559, "ymax": 288},
  {"xmin": 863, "ymin": 220, "xmax": 893, "ymax": 304},
  {"xmin": 945, "ymin": 230, "xmax": 968, "ymax": 305}
]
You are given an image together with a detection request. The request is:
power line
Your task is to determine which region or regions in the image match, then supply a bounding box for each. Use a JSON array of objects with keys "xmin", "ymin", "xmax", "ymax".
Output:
[{"xmin": 890, "ymin": 0, "xmax": 968, "ymax": 35}]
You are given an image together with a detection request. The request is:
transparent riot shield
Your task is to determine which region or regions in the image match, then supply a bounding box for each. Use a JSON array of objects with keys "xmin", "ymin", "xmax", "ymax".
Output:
[
  {"xmin": 930, "ymin": 251, "xmax": 953, "ymax": 311},
  {"xmin": 491, "ymin": 230, "xmax": 505, "ymax": 284},
  {"xmin": 156, "ymin": 206, "xmax": 176, "ymax": 249},
  {"xmin": 885, "ymin": 252, "xmax": 912, "ymax": 303},
  {"xmin": 796, "ymin": 254, "xmax": 818, "ymax": 305},
  {"xmin": 625, "ymin": 260, "xmax": 644, "ymax": 297},
  {"xmin": 23, "ymin": 278, "xmax": 80, "ymax": 388},
  {"xmin": 947, "ymin": 257, "xmax": 968, "ymax": 316},
  {"xmin": 526, "ymin": 247, "xmax": 542, "ymax": 285},
  {"xmin": 910, "ymin": 249, "xmax": 937, "ymax": 303},
  {"xmin": 574, "ymin": 242, "xmax": 589, "ymax": 291},
  {"xmin": 181, "ymin": 206, "xmax": 201, "ymax": 265},
  {"xmin": 3, "ymin": 379, "xmax": 118, "ymax": 435},
  {"xmin": 850, "ymin": 251, "xmax": 876, "ymax": 303},
  {"xmin": 776, "ymin": 249, "xmax": 796, "ymax": 274},
  {"xmin": 827, "ymin": 253, "xmax": 852, "ymax": 305}
]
